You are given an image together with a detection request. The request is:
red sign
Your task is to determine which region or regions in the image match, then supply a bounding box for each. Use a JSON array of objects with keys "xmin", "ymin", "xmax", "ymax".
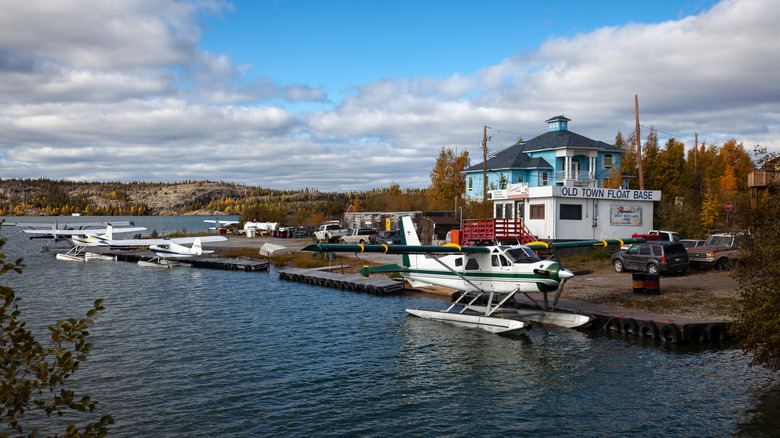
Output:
[{"xmin": 724, "ymin": 202, "xmax": 733, "ymax": 211}]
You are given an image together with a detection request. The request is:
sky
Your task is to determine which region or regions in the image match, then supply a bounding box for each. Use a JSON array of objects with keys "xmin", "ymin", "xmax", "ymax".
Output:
[{"xmin": 1, "ymin": 0, "xmax": 778, "ymax": 191}]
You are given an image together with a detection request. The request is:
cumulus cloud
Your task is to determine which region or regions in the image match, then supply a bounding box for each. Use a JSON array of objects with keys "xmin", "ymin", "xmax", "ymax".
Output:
[{"xmin": 1, "ymin": 0, "xmax": 779, "ymax": 191}]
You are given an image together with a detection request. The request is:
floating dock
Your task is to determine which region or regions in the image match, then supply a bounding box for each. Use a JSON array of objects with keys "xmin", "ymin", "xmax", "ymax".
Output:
[
  {"xmin": 513, "ymin": 295, "xmax": 729, "ymax": 343},
  {"xmin": 278, "ymin": 267, "xmax": 404, "ymax": 295},
  {"xmin": 89, "ymin": 249, "xmax": 269, "ymax": 272}
]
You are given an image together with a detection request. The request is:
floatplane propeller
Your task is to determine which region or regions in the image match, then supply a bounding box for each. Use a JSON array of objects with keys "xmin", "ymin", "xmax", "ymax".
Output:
[{"xmin": 303, "ymin": 216, "xmax": 644, "ymax": 336}]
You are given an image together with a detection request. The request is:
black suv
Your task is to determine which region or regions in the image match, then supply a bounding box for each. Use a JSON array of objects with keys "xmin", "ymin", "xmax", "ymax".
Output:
[
  {"xmin": 612, "ymin": 241, "xmax": 689, "ymax": 274},
  {"xmin": 376, "ymin": 230, "xmax": 401, "ymax": 245}
]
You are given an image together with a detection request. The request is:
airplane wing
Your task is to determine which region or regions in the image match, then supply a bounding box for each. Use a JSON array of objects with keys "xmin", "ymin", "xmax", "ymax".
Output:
[
  {"xmin": 101, "ymin": 235, "xmax": 228, "ymax": 246},
  {"xmin": 303, "ymin": 243, "xmax": 490, "ymax": 255},
  {"xmin": 20, "ymin": 227, "xmax": 146, "ymax": 236},
  {"xmin": 204, "ymin": 219, "xmax": 238, "ymax": 225},
  {"xmin": 5, "ymin": 221, "xmax": 135, "ymax": 229},
  {"xmin": 525, "ymin": 237, "xmax": 646, "ymax": 250}
]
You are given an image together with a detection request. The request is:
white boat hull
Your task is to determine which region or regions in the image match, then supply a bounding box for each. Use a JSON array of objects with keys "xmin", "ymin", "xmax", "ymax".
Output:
[
  {"xmin": 520, "ymin": 311, "xmax": 595, "ymax": 329},
  {"xmin": 464, "ymin": 304, "xmax": 594, "ymax": 329},
  {"xmin": 56, "ymin": 253, "xmax": 85, "ymax": 262},
  {"xmin": 405, "ymin": 308, "xmax": 531, "ymax": 335},
  {"xmin": 85, "ymin": 252, "xmax": 116, "ymax": 261}
]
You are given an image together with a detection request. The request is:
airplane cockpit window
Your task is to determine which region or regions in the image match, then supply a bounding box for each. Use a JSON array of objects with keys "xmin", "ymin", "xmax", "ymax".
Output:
[
  {"xmin": 465, "ymin": 258, "xmax": 480, "ymax": 270},
  {"xmin": 505, "ymin": 247, "xmax": 540, "ymax": 264},
  {"xmin": 492, "ymin": 254, "xmax": 511, "ymax": 266}
]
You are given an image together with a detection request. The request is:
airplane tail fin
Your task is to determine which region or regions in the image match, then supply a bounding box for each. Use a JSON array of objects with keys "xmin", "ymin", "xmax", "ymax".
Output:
[
  {"xmin": 105, "ymin": 225, "xmax": 113, "ymax": 240},
  {"xmin": 400, "ymin": 216, "xmax": 421, "ymax": 246},
  {"xmin": 192, "ymin": 238, "xmax": 203, "ymax": 255},
  {"xmin": 399, "ymin": 216, "xmax": 422, "ymax": 268}
]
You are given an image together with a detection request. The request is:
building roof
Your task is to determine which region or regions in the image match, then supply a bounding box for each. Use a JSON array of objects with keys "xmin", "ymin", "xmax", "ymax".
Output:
[
  {"xmin": 521, "ymin": 129, "xmax": 621, "ymax": 153},
  {"xmin": 465, "ymin": 117, "xmax": 622, "ymax": 173},
  {"xmin": 465, "ymin": 143, "xmax": 552, "ymax": 172}
]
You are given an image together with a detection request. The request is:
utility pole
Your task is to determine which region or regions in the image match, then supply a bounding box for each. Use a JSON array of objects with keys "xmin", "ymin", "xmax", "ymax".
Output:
[
  {"xmin": 694, "ymin": 132, "xmax": 698, "ymax": 173},
  {"xmin": 634, "ymin": 95, "xmax": 644, "ymax": 190},
  {"xmin": 482, "ymin": 125, "xmax": 488, "ymax": 203}
]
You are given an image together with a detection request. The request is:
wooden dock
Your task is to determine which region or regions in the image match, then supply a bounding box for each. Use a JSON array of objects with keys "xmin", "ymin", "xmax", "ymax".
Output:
[
  {"xmin": 278, "ymin": 267, "xmax": 404, "ymax": 295},
  {"xmin": 513, "ymin": 295, "xmax": 729, "ymax": 343},
  {"xmin": 91, "ymin": 249, "xmax": 269, "ymax": 272}
]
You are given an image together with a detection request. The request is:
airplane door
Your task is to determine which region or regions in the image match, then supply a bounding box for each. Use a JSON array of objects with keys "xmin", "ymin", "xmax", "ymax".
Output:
[{"xmin": 490, "ymin": 254, "xmax": 512, "ymax": 292}]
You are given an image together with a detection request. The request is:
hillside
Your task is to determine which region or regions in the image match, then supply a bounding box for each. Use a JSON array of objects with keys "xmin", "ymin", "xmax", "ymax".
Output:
[{"xmin": 0, "ymin": 179, "xmax": 302, "ymax": 216}]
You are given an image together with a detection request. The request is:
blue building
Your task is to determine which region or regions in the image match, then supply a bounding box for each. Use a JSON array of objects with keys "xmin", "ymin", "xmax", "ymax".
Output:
[
  {"xmin": 462, "ymin": 116, "xmax": 659, "ymax": 240},
  {"xmin": 464, "ymin": 115, "xmax": 625, "ymax": 198}
]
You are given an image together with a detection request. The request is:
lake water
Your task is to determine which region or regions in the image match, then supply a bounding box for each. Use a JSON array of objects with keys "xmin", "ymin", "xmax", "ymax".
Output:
[{"xmin": 1, "ymin": 216, "xmax": 778, "ymax": 437}]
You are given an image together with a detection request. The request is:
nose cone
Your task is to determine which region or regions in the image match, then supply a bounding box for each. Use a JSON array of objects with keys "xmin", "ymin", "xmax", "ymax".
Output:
[{"xmin": 558, "ymin": 266, "xmax": 575, "ymax": 280}]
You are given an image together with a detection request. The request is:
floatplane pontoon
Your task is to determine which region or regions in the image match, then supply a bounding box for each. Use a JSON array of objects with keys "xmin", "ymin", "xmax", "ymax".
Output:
[{"xmin": 304, "ymin": 216, "xmax": 644, "ymax": 336}]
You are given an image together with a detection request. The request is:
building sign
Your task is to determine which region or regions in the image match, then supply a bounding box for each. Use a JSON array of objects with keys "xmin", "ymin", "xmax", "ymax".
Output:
[
  {"xmin": 610, "ymin": 205, "xmax": 642, "ymax": 225},
  {"xmin": 507, "ymin": 183, "xmax": 529, "ymax": 199},
  {"xmin": 554, "ymin": 186, "xmax": 661, "ymax": 201},
  {"xmin": 488, "ymin": 190, "xmax": 507, "ymax": 200}
]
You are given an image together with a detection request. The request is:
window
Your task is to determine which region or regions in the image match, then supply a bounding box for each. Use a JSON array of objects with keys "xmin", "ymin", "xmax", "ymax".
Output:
[
  {"xmin": 603, "ymin": 154, "xmax": 613, "ymax": 169},
  {"xmin": 468, "ymin": 177, "xmax": 473, "ymax": 190},
  {"xmin": 465, "ymin": 258, "xmax": 480, "ymax": 270},
  {"xmin": 560, "ymin": 204, "xmax": 582, "ymax": 220},
  {"xmin": 530, "ymin": 204, "xmax": 545, "ymax": 219},
  {"xmin": 492, "ymin": 254, "xmax": 510, "ymax": 267},
  {"xmin": 517, "ymin": 175, "xmax": 525, "ymax": 183},
  {"xmin": 455, "ymin": 257, "xmax": 463, "ymax": 267},
  {"xmin": 539, "ymin": 172, "xmax": 550, "ymax": 186}
]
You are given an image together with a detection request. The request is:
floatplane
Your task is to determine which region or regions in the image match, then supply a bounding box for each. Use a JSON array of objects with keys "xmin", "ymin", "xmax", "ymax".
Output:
[
  {"xmin": 204, "ymin": 218, "xmax": 239, "ymax": 230},
  {"xmin": 4, "ymin": 221, "xmax": 146, "ymax": 254},
  {"xmin": 304, "ymin": 216, "xmax": 644, "ymax": 336},
  {"xmin": 64, "ymin": 232, "xmax": 228, "ymax": 267}
]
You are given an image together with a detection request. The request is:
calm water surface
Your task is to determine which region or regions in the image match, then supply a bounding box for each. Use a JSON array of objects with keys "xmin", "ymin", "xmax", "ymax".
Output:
[{"xmin": 2, "ymin": 216, "xmax": 778, "ymax": 437}]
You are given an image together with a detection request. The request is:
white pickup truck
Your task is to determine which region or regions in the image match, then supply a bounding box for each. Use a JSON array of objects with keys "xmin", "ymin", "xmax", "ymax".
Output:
[
  {"xmin": 340, "ymin": 228, "xmax": 376, "ymax": 245},
  {"xmin": 312, "ymin": 222, "xmax": 348, "ymax": 243},
  {"xmin": 648, "ymin": 230, "xmax": 683, "ymax": 242}
]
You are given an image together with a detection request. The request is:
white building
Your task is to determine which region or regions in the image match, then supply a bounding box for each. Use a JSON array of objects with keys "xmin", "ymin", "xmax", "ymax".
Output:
[{"xmin": 490, "ymin": 183, "xmax": 660, "ymax": 240}]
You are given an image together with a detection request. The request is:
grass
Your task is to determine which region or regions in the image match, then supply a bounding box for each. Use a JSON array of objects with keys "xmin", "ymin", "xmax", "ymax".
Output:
[
  {"xmin": 213, "ymin": 248, "xmax": 383, "ymax": 271},
  {"xmin": 557, "ymin": 248, "xmax": 614, "ymax": 272}
]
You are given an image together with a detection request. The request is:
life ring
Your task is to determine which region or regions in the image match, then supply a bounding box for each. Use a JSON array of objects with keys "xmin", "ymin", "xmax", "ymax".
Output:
[
  {"xmin": 687, "ymin": 324, "xmax": 706, "ymax": 343},
  {"xmin": 638, "ymin": 321, "xmax": 659, "ymax": 339},
  {"xmin": 621, "ymin": 318, "xmax": 640, "ymax": 335},
  {"xmin": 705, "ymin": 323, "xmax": 727, "ymax": 341},
  {"xmin": 660, "ymin": 324, "xmax": 682, "ymax": 343},
  {"xmin": 606, "ymin": 318, "xmax": 622, "ymax": 333}
]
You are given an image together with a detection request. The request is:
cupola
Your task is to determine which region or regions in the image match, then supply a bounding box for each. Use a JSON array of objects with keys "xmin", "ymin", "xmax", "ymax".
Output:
[{"xmin": 545, "ymin": 115, "xmax": 571, "ymax": 132}]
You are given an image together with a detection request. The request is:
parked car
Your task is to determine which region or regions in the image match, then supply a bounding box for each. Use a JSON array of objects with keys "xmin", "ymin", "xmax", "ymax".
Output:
[
  {"xmin": 679, "ymin": 239, "xmax": 705, "ymax": 249},
  {"xmin": 687, "ymin": 233, "xmax": 740, "ymax": 270},
  {"xmin": 376, "ymin": 230, "xmax": 401, "ymax": 245},
  {"xmin": 612, "ymin": 241, "xmax": 689, "ymax": 274},
  {"xmin": 340, "ymin": 228, "xmax": 376, "ymax": 244},
  {"xmin": 313, "ymin": 221, "xmax": 347, "ymax": 243}
]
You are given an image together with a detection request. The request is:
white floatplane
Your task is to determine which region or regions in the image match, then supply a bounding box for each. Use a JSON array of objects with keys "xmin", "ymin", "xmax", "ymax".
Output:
[
  {"xmin": 5, "ymin": 221, "xmax": 146, "ymax": 252},
  {"xmin": 304, "ymin": 216, "xmax": 644, "ymax": 335},
  {"xmin": 204, "ymin": 218, "xmax": 239, "ymax": 230},
  {"xmin": 86, "ymin": 235, "xmax": 226, "ymax": 266}
]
